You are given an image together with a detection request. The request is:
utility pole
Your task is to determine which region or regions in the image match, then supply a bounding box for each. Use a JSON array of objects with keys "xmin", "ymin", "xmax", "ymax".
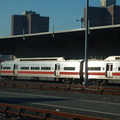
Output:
[{"xmin": 84, "ymin": 0, "xmax": 89, "ymax": 87}]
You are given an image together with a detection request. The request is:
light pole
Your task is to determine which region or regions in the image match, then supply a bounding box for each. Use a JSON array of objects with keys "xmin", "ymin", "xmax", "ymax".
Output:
[
  {"xmin": 80, "ymin": 18, "xmax": 84, "ymax": 28},
  {"xmin": 84, "ymin": 0, "xmax": 89, "ymax": 87},
  {"xmin": 76, "ymin": 17, "xmax": 84, "ymax": 28}
]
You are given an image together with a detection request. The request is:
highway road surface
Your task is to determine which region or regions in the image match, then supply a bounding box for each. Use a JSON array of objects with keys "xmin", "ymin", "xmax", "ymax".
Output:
[{"xmin": 0, "ymin": 91, "xmax": 120, "ymax": 117}]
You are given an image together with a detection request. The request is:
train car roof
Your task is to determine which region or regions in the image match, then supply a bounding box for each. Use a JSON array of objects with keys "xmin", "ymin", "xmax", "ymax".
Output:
[
  {"xmin": 104, "ymin": 56, "xmax": 120, "ymax": 61},
  {"xmin": 14, "ymin": 57, "xmax": 65, "ymax": 61},
  {"xmin": 14, "ymin": 57, "xmax": 84, "ymax": 62},
  {"xmin": 88, "ymin": 56, "xmax": 120, "ymax": 61},
  {"xmin": 1, "ymin": 58, "xmax": 84, "ymax": 64}
]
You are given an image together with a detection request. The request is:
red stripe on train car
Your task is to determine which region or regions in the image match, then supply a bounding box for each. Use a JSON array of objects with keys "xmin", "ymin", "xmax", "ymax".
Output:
[
  {"xmin": 113, "ymin": 72, "xmax": 120, "ymax": 76},
  {"xmin": 88, "ymin": 72, "xmax": 106, "ymax": 75},
  {"xmin": 17, "ymin": 71, "xmax": 54, "ymax": 74},
  {"xmin": 87, "ymin": 72, "xmax": 106, "ymax": 75},
  {"xmin": 1, "ymin": 71, "xmax": 13, "ymax": 73},
  {"xmin": 60, "ymin": 72, "xmax": 79, "ymax": 75},
  {"xmin": 17, "ymin": 71, "xmax": 79, "ymax": 75}
]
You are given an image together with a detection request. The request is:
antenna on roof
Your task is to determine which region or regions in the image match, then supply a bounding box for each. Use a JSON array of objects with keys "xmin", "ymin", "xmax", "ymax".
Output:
[
  {"xmin": 52, "ymin": 25, "xmax": 54, "ymax": 38},
  {"xmin": 23, "ymin": 29, "xmax": 25, "ymax": 40}
]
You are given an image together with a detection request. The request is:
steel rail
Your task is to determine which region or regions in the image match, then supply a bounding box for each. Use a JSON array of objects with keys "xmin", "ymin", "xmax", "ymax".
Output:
[
  {"xmin": 0, "ymin": 102, "xmax": 109, "ymax": 120},
  {"xmin": 0, "ymin": 79, "xmax": 120, "ymax": 90},
  {"xmin": 0, "ymin": 81, "xmax": 120, "ymax": 95}
]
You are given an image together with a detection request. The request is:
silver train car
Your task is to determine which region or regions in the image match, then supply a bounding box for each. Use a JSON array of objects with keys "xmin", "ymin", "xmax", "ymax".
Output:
[
  {"xmin": 0, "ymin": 57, "xmax": 84, "ymax": 83},
  {"xmin": 87, "ymin": 56, "xmax": 120, "ymax": 83},
  {"xmin": 1, "ymin": 56, "xmax": 120, "ymax": 84}
]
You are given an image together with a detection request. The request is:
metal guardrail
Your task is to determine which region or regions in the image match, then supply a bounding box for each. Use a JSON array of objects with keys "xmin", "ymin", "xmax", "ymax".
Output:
[{"xmin": 0, "ymin": 102, "xmax": 109, "ymax": 120}]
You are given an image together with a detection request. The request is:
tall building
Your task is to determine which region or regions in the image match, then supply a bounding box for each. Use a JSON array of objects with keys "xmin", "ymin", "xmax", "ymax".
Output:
[
  {"xmin": 11, "ymin": 11, "xmax": 49, "ymax": 35},
  {"xmin": 84, "ymin": 0, "xmax": 120, "ymax": 27},
  {"xmin": 100, "ymin": 0, "xmax": 116, "ymax": 8}
]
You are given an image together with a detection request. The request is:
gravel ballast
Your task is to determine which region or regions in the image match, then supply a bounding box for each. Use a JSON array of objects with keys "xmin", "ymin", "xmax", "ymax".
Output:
[{"xmin": 0, "ymin": 86, "xmax": 120, "ymax": 120}]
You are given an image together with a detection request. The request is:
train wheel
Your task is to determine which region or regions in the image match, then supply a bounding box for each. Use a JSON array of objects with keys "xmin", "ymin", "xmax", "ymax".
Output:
[{"xmin": 54, "ymin": 78, "xmax": 59, "ymax": 82}]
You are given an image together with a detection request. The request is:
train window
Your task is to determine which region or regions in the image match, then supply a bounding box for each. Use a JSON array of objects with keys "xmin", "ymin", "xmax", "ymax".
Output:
[
  {"xmin": 41, "ymin": 67, "xmax": 51, "ymax": 70},
  {"xmin": 3, "ymin": 67, "xmax": 11, "ymax": 69},
  {"xmin": 21, "ymin": 67, "xmax": 29, "ymax": 70},
  {"xmin": 88, "ymin": 67, "xmax": 101, "ymax": 71},
  {"xmin": 118, "ymin": 67, "xmax": 120, "ymax": 71},
  {"xmin": 31, "ymin": 67, "xmax": 40, "ymax": 70},
  {"xmin": 116, "ymin": 57, "xmax": 120, "ymax": 60},
  {"xmin": 64, "ymin": 67, "xmax": 75, "ymax": 70}
]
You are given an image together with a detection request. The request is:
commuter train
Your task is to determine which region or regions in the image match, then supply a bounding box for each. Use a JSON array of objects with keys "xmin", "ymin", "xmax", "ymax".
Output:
[{"xmin": 1, "ymin": 56, "xmax": 120, "ymax": 84}]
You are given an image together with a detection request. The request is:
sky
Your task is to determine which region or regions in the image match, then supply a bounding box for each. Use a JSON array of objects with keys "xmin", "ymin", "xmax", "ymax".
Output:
[{"xmin": 0, "ymin": 0, "xmax": 120, "ymax": 36}]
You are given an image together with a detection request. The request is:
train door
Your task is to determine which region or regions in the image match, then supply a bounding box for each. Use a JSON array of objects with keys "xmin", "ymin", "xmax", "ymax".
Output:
[
  {"xmin": 13, "ymin": 64, "xmax": 18, "ymax": 75},
  {"xmin": 54, "ymin": 64, "xmax": 60, "ymax": 77},
  {"xmin": 0, "ymin": 64, "xmax": 2, "ymax": 76},
  {"xmin": 80, "ymin": 61, "xmax": 84, "ymax": 83},
  {"xmin": 106, "ymin": 63, "xmax": 113, "ymax": 78}
]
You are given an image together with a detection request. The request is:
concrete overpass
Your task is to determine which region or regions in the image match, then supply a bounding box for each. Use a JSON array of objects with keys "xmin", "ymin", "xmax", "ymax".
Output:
[{"xmin": 0, "ymin": 24, "xmax": 120, "ymax": 59}]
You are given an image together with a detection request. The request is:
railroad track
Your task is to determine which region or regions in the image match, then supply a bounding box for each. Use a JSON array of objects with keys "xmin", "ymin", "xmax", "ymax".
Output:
[
  {"xmin": 0, "ymin": 102, "xmax": 109, "ymax": 120},
  {"xmin": 0, "ymin": 81, "xmax": 120, "ymax": 95}
]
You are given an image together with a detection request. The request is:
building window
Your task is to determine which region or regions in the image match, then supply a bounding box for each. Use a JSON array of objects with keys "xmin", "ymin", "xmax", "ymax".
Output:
[
  {"xmin": 64, "ymin": 67, "xmax": 75, "ymax": 70},
  {"xmin": 41, "ymin": 67, "xmax": 51, "ymax": 70},
  {"xmin": 88, "ymin": 67, "xmax": 101, "ymax": 71}
]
